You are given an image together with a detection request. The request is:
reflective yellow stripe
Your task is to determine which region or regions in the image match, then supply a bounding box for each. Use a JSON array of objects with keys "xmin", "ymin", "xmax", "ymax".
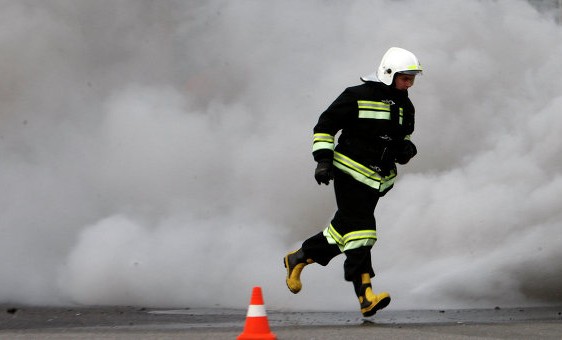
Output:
[
  {"xmin": 323, "ymin": 224, "xmax": 377, "ymax": 252},
  {"xmin": 379, "ymin": 176, "xmax": 396, "ymax": 192},
  {"xmin": 358, "ymin": 110, "xmax": 391, "ymax": 119},
  {"xmin": 313, "ymin": 142, "xmax": 334, "ymax": 152},
  {"xmin": 344, "ymin": 239, "xmax": 376, "ymax": 251},
  {"xmin": 357, "ymin": 101, "xmax": 390, "ymax": 111},
  {"xmin": 399, "ymin": 107, "xmax": 403, "ymax": 125},
  {"xmin": 334, "ymin": 152, "xmax": 378, "ymax": 178},
  {"xmin": 357, "ymin": 101, "xmax": 391, "ymax": 120},
  {"xmin": 312, "ymin": 133, "xmax": 335, "ymax": 152},
  {"xmin": 333, "ymin": 151, "xmax": 396, "ymax": 191},
  {"xmin": 341, "ymin": 230, "xmax": 378, "ymax": 244},
  {"xmin": 313, "ymin": 133, "xmax": 334, "ymax": 143}
]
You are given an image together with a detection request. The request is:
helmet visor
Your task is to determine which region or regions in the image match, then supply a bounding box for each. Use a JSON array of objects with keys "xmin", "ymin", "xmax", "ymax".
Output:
[{"xmin": 398, "ymin": 70, "xmax": 422, "ymax": 76}]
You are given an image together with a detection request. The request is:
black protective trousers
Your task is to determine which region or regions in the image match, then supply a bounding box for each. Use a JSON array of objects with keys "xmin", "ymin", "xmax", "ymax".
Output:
[{"xmin": 301, "ymin": 167, "xmax": 381, "ymax": 281}]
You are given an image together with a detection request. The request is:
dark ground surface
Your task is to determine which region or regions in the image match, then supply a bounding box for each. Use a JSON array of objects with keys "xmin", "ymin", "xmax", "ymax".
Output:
[{"xmin": 1, "ymin": 304, "xmax": 561, "ymax": 339}]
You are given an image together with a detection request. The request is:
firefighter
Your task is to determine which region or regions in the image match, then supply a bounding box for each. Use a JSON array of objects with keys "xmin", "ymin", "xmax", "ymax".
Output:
[{"xmin": 284, "ymin": 47, "xmax": 422, "ymax": 317}]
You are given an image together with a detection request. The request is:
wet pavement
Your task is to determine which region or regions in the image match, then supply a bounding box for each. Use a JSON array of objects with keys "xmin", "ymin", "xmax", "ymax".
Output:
[{"xmin": 1, "ymin": 304, "xmax": 561, "ymax": 339}]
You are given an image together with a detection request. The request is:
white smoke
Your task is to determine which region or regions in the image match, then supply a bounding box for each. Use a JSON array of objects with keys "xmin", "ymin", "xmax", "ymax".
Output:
[{"xmin": 1, "ymin": 0, "xmax": 561, "ymax": 311}]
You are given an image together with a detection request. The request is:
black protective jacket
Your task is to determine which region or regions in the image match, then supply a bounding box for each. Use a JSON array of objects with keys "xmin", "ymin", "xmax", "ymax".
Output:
[{"xmin": 312, "ymin": 81, "xmax": 417, "ymax": 191}]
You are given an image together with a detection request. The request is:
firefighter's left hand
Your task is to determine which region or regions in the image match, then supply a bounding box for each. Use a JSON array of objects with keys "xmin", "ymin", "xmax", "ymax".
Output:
[{"xmin": 395, "ymin": 140, "xmax": 417, "ymax": 164}]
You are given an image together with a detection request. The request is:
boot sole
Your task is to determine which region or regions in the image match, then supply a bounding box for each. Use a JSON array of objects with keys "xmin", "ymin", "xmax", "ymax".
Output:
[{"xmin": 362, "ymin": 296, "xmax": 391, "ymax": 317}]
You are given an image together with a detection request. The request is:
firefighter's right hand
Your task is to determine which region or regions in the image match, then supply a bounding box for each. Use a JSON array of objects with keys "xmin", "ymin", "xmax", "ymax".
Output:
[{"xmin": 314, "ymin": 161, "xmax": 334, "ymax": 185}]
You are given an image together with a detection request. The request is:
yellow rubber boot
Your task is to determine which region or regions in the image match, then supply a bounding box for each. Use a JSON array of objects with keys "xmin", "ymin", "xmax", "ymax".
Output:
[
  {"xmin": 283, "ymin": 249, "xmax": 314, "ymax": 294},
  {"xmin": 356, "ymin": 273, "xmax": 391, "ymax": 317}
]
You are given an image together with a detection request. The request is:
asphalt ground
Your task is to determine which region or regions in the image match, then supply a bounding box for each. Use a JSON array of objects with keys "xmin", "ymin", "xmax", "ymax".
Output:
[{"xmin": 1, "ymin": 304, "xmax": 561, "ymax": 339}]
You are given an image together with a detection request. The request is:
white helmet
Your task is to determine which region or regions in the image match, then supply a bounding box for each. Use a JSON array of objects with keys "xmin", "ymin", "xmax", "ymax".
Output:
[{"xmin": 361, "ymin": 47, "xmax": 423, "ymax": 85}]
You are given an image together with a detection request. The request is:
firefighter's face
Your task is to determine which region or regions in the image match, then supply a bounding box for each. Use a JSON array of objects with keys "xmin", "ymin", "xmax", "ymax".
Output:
[{"xmin": 394, "ymin": 73, "xmax": 416, "ymax": 90}]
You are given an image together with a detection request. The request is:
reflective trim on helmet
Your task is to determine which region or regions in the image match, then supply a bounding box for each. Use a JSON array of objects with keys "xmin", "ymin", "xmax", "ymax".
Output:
[
  {"xmin": 323, "ymin": 224, "xmax": 377, "ymax": 252},
  {"xmin": 333, "ymin": 151, "xmax": 396, "ymax": 191}
]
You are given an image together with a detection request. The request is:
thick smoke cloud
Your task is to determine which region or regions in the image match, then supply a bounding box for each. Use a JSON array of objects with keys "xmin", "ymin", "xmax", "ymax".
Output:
[{"xmin": 1, "ymin": 0, "xmax": 561, "ymax": 311}]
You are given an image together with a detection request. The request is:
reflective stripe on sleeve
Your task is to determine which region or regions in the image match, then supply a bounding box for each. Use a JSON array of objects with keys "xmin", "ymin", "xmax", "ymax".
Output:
[
  {"xmin": 313, "ymin": 133, "xmax": 335, "ymax": 152},
  {"xmin": 313, "ymin": 142, "xmax": 334, "ymax": 152}
]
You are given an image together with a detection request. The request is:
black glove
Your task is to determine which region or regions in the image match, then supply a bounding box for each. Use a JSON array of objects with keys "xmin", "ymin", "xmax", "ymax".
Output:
[
  {"xmin": 314, "ymin": 160, "xmax": 334, "ymax": 185},
  {"xmin": 395, "ymin": 140, "xmax": 417, "ymax": 164}
]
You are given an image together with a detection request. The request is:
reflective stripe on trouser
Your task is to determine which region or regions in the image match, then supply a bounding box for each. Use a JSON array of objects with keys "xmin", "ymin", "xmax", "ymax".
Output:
[
  {"xmin": 300, "ymin": 168, "xmax": 379, "ymax": 280},
  {"xmin": 323, "ymin": 224, "xmax": 376, "ymax": 252},
  {"xmin": 333, "ymin": 151, "xmax": 396, "ymax": 193}
]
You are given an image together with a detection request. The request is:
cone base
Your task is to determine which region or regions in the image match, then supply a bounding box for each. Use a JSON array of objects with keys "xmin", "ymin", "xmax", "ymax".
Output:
[{"xmin": 237, "ymin": 333, "xmax": 277, "ymax": 340}]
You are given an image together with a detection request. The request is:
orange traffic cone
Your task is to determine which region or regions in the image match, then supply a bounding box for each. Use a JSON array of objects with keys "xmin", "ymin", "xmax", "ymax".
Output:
[{"xmin": 237, "ymin": 286, "xmax": 277, "ymax": 340}]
